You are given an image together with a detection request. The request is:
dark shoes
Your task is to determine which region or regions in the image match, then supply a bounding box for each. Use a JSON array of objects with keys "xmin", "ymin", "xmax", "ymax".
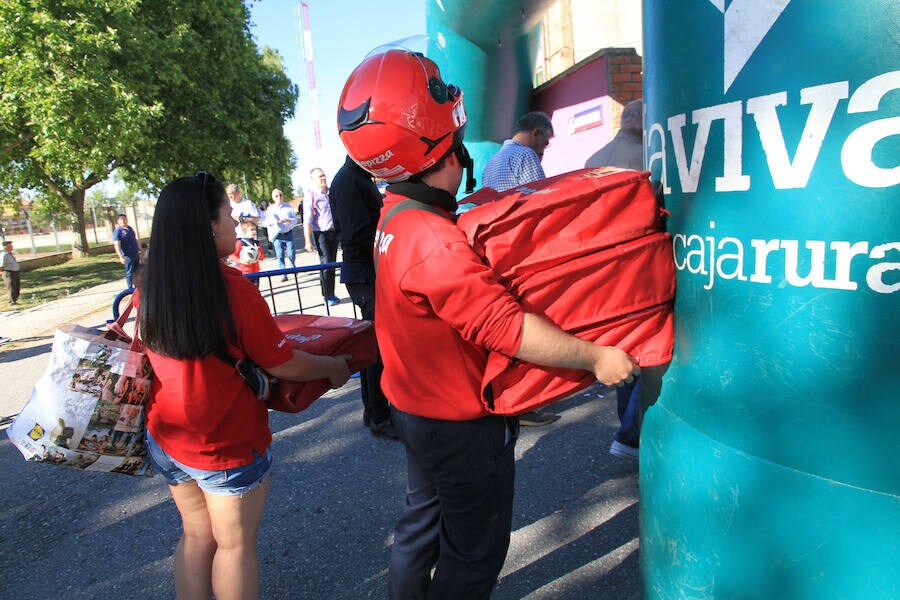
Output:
[
  {"xmin": 326, "ymin": 295, "xmax": 341, "ymax": 306},
  {"xmin": 518, "ymin": 409, "xmax": 561, "ymax": 427},
  {"xmin": 369, "ymin": 418, "xmax": 399, "ymax": 440}
]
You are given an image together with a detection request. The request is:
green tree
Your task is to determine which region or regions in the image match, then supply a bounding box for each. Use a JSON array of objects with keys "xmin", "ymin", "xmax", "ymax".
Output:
[
  {"xmin": 227, "ymin": 46, "xmax": 298, "ymax": 205},
  {"xmin": 0, "ymin": 0, "xmax": 298, "ymax": 256}
]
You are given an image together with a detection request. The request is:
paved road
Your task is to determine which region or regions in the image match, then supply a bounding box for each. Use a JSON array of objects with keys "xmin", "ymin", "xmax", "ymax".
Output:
[{"xmin": 0, "ymin": 252, "xmax": 641, "ymax": 599}]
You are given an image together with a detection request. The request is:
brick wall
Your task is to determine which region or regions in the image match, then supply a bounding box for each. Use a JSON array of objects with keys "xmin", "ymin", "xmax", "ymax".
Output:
[
  {"xmin": 604, "ymin": 47, "xmax": 643, "ymax": 103},
  {"xmin": 600, "ymin": 47, "xmax": 643, "ymax": 133}
]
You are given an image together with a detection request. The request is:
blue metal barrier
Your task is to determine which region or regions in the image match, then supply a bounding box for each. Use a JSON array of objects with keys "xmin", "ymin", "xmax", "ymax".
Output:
[{"xmin": 244, "ymin": 261, "xmax": 357, "ymax": 317}]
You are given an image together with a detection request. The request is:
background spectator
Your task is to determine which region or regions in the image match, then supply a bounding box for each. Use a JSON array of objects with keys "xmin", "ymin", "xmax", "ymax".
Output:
[
  {"xmin": 112, "ymin": 214, "xmax": 141, "ymax": 289},
  {"xmin": 0, "ymin": 240, "xmax": 21, "ymax": 305}
]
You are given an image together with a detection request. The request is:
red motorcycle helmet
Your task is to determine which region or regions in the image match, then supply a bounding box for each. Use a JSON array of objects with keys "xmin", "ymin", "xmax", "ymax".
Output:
[{"xmin": 338, "ymin": 48, "xmax": 468, "ymax": 183}]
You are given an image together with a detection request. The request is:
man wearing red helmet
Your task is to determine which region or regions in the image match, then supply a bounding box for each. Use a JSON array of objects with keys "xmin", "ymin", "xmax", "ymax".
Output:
[{"xmin": 339, "ymin": 48, "xmax": 639, "ymax": 599}]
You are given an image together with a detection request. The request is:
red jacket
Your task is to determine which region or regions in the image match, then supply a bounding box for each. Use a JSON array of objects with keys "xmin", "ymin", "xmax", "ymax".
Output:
[{"xmin": 375, "ymin": 192, "xmax": 524, "ymax": 421}]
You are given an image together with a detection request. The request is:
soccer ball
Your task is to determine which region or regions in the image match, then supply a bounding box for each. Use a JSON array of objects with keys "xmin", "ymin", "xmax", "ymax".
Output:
[{"xmin": 238, "ymin": 244, "xmax": 260, "ymax": 265}]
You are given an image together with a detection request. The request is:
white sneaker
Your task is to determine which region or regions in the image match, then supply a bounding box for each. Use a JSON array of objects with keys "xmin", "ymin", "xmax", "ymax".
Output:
[{"xmin": 609, "ymin": 440, "xmax": 639, "ymax": 460}]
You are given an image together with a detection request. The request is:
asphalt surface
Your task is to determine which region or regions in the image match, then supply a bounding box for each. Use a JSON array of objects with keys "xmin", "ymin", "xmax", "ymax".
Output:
[{"xmin": 0, "ymin": 252, "xmax": 641, "ymax": 599}]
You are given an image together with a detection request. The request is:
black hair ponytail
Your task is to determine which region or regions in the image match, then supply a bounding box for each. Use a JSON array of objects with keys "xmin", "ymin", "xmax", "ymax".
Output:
[{"xmin": 139, "ymin": 173, "xmax": 236, "ymax": 358}]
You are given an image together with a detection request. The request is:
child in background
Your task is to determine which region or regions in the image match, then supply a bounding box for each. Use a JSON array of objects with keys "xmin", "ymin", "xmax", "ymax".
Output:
[{"xmin": 230, "ymin": 220, "xmax": 264, "ymax": 286}]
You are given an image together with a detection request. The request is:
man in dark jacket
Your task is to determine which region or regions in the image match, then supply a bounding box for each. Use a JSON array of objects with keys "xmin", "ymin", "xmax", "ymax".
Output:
[{"xmin": 331, "ymin": 155, "xmax": 397, "ymax": 439}]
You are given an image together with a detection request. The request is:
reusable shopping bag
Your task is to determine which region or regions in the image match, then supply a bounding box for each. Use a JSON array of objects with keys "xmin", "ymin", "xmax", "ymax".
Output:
[{"xmin": 6, "ymin": 301, "xmax": 153, "ymax": 476}]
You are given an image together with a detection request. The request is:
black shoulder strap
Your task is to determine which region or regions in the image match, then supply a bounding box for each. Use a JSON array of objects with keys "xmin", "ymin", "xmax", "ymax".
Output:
[
  {"xmin": 374, "ymin": 200, "xmax": 453, "ymax": 273},
  {"xmin": 212, "ymin": 348, "xmax": 239, "ymax": 368}
]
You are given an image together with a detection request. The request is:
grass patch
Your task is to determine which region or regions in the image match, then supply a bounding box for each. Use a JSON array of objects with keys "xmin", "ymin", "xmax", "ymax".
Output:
[
  {"xmin": 17, "ymin": 241, "xmax": 112, "ymax": 255},
  {"xmin": 1, "ymin": 253, "xmax": 124, "ymax": 312}
]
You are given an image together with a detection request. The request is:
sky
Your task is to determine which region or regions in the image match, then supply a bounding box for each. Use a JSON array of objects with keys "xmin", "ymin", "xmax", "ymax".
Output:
[{"xmin": 248, "ymin": 0, "xmax": 428, "ymax": 194}]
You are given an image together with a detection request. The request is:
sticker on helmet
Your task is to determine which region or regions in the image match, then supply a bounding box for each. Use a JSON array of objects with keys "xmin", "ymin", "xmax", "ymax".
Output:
[
  {"xmin": 452, "ymin": 102, "xmax": 467, "ymax": 127},
  {"xmin": 360, "ymin": 150, "xmax": 394, "ymax": 169}
]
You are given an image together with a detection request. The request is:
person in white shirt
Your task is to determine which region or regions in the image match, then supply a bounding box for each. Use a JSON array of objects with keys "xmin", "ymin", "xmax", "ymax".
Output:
[
  {"xmin": 226, "ymin": 184, "xmax": 260, "ymax": 237},
  {"xmin": 267, "ymin": 188, "xmax": 298, "ymax": 281}
]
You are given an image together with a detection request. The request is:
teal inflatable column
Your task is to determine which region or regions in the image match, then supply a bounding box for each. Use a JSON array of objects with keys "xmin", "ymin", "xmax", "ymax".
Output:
[{"xmin": 641, "ymin": 1, "xmax": 899, "ymax": 597}]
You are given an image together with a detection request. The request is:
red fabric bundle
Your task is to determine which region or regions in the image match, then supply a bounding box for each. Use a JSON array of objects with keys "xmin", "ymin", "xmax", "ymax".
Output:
[
  {"xmin": 457, "ymin": 167, "xmax": 675, "ymax": 415},
  {"xmin": 461, "ymin": 168, "xmax": 660, "ymax": 280},
  {"xmin": 268, "ymin": 314, "xmax": 377, "ymax": 413}
]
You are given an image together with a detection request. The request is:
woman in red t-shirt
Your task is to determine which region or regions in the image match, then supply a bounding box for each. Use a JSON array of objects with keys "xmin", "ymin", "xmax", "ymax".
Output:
[{"xmin": 138, "ymin": 173, "xmax": 350, "ymax": 600}]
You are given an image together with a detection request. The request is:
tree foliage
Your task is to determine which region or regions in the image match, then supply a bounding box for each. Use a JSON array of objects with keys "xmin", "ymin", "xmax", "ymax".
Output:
[{"xmin": 0, "ymin": 0, "xmax": 298, "ymax": 254}]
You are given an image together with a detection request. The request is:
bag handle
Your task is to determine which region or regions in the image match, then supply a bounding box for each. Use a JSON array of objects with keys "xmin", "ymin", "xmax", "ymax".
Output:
[{"xmin": 104, "ymin": 294, "xmax": 145, "ymax": 353}]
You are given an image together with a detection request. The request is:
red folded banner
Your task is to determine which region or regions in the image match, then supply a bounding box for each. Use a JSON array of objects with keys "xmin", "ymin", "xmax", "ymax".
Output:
[
  {"xmin": 457, "ymin": 167, "xmax": 675, "ymax": 415},
  {"xmin": 459, "ymin": 167, "xmax": 661, "ymax": 280},
  {"xmin": 513, "ymin": 231, "xmax": 675, "ymax": 333},
  {"xmin": 483, "ymin": 305, "xmax": 674, "ymax": 415},
  {"xmin": 268, "ymin": 314, "xmax": 377, "ymax": 413}
]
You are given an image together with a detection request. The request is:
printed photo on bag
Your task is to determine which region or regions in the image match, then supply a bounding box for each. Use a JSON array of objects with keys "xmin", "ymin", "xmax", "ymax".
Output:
[
  {"xmin": 68, "ymin": 344, "xmax": 118, "ymax": 395},
  {"xmin": 77, "ymin": 399, "xmax": 146, "ymax": 456},
  {"xmin": 114, "ymin": 404, "xmax": 143, "ymax": 433},
  {"xmin": 116, "ymin": 376, "xmax": 150, "ymax": 405},
  {"xmin": 111, "ymin": 456, "xmax": 149, "ymax": 475},
  {"xmin": 27, "ymin": 443, "xmax": 102, "ymax": 470}
]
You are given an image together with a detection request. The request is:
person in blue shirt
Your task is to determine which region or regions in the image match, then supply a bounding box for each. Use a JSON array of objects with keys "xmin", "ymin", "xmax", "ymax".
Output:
[
  {"xmin": 481, "ymin": 111, "xmax": 554, "ymax": 193},
  {"xmin": 113, "ymin": 214, "xmax": 141, "ymax": 289}
]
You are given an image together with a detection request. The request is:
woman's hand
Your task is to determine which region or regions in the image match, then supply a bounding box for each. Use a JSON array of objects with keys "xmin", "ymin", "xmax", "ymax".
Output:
[{"xmin": 267, "ymin": 350, "xmax": 351, "ymax": 387}]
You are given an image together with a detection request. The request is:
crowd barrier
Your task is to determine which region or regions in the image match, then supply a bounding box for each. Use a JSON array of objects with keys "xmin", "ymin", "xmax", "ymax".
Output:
[{"xmin": 110, "ymin": 262, "xmax": 359, "ymax": 321}]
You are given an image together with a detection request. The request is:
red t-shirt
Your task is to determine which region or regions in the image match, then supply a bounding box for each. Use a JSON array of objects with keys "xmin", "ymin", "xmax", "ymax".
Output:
[
  {"xmin": 145, "ymin": 264, "xmax": 293, "ymax": 469},
  {"xmin": 375, "ymin": 193, "xmax": 524, "ymax": 421}
]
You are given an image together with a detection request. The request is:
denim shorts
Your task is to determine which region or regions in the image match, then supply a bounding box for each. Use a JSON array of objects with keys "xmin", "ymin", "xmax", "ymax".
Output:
[{"xmin": 146, "ymin": 430, "xmax": 273, "ymax": 496}]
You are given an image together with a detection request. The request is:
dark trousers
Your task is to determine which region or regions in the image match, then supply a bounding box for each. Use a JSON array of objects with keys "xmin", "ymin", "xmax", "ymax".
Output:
[
  {"xmin": 613, "ymin": 378, "xmax": 642, "ymax": 447},
  {"xmin": 613, "ymin": 363, "xmax": 670, "ymax": 447},
  {"xmin": 2, "ymin": 270, "xmax": 20, "ymax": 304},
  {"xmin": 123, "ymin": 255, "xmax": 140, "ymax": 289},
  {"xmin": 388, "ymin": 408, "xmax": 518, "ymax": 600},
  {"xmin": 346, "ymin": 281, "xmax": 391, "ymax": 425},
  {"xmin": 313, "ymin": 230, "xmax": 338, "ymax": 298}
]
